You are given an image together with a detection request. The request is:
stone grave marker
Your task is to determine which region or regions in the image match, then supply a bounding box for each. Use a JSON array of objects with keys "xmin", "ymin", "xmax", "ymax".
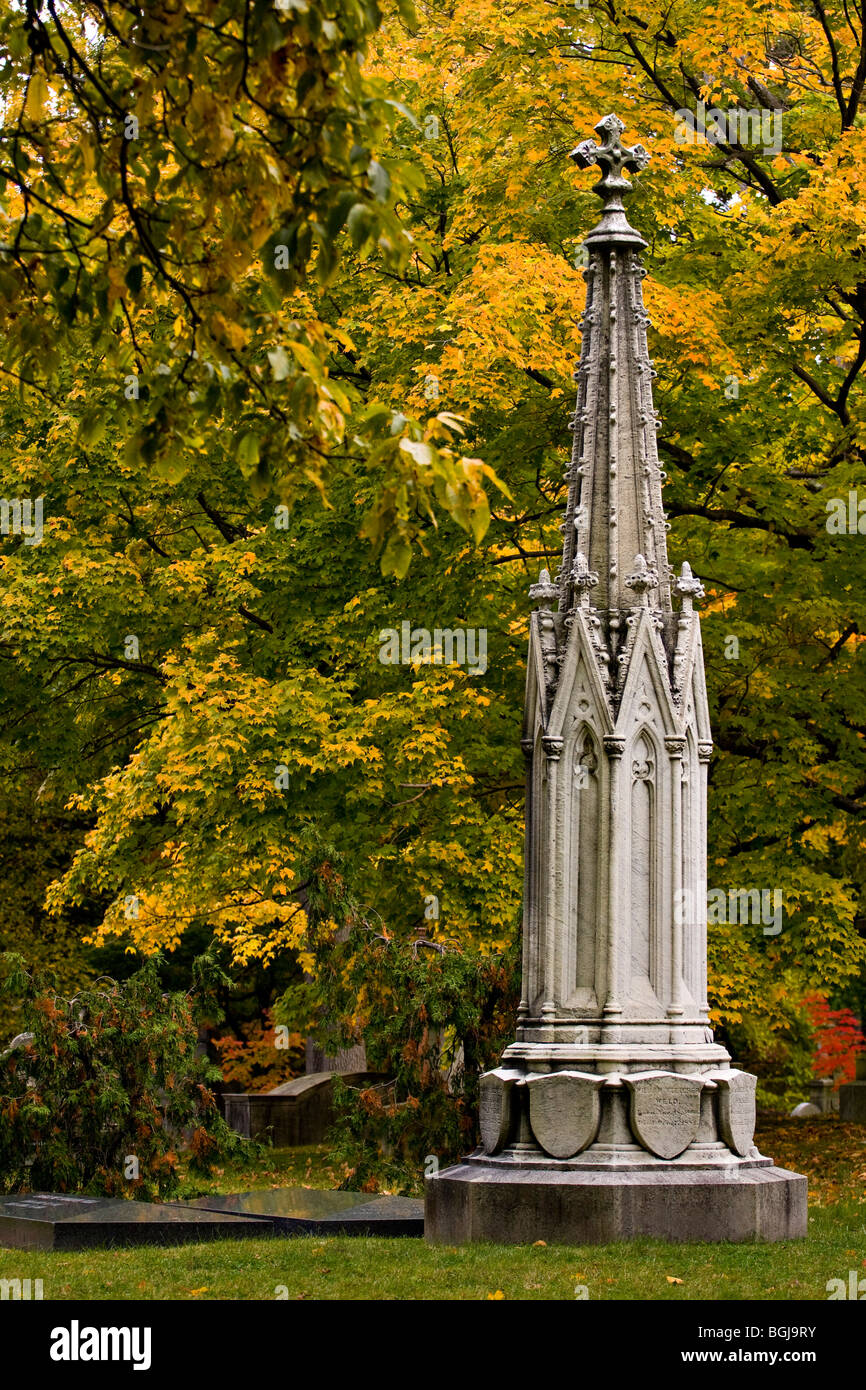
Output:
[{"xmin": 0, "ymin": 1193, "xmax": 269, "ymax": 1252}]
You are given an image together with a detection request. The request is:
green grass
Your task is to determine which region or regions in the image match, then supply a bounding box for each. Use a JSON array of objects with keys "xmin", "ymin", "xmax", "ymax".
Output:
[
  {"xmin": 173, "ymin": 1143, "xmax": 347, "ymax": 1198},
  {"xmin": 2, "ymin": 1120, "xmax": 865, "ymax": 1300},
  {"xmin": 1, "ymin": 1205, "xmax": 863, "ymax": 1300}
]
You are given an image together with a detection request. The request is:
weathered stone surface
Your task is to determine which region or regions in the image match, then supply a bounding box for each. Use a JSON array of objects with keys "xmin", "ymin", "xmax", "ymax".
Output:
[
  {"xmin": 425, "ymin": 1163, "xmax": 808, "ymax": 1245},
  {"xmin": 516, "ymin": 118, "xmax": 722, "ymax": 1046},
  {"xmin": 426, "ymin": 116, "xmax": 806, "ymax": 1244},
  {"xmin": 223, "ymin": 1070, "xmax": 387, "ymax": 1146},
  {"xmin": 526, "ymin": 1071, "xmax": 603, "ymax": 1158},
  {"xmin": 714, "ymin": 1070, "xmax": 757, "ymax": 1157},
  {"xmin": 479, "ymin": 1069, "xmax": 519, "ymax": 1155},
  {"xmin": 839, "ymin": 1081, "xmax": 866, "ymax": 1124},
  {"xmin": 807, "ymin": 1078, "xmax": 836, "ymax": 1113},
  {"xmin": 623, "ymin": 1072, "xmax": 703, "ymax": 1159}
]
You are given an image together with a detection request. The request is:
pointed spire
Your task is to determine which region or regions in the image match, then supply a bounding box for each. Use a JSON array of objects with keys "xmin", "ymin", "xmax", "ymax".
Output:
[{"xmin": 557, "ymin": 114, "xmax": 672, "ymax": 615}]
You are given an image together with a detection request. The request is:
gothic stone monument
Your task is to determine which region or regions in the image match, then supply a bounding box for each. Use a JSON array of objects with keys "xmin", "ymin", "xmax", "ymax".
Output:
[{"xmin": 425, "ymin": 116, "xmax": 807, "ymax": 1244}]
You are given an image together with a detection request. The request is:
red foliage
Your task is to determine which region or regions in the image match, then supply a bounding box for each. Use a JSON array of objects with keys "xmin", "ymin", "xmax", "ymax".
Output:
[
  {"xmin": 803, "ymin": 993, "xmax": 866, "ymax": 1087},
  {"xmin": 212, "ymin": 1008, "xmax": 303, "ymax": 1092}
]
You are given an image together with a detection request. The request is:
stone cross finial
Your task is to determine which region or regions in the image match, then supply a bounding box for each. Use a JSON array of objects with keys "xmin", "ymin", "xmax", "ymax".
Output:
[{"xmin": 570, "ymin": 114, "xmax": 649, "ymax": 246}]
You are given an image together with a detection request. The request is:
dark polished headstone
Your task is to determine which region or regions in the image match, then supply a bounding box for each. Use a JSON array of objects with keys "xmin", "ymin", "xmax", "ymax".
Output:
[
  {"xmin": 0, "ymin": 1193, "xmax": 271, "ymax": 1251},
  {"xmin": 179, "ymin": 1187, "xmax": 424, "ymax": 1236}
]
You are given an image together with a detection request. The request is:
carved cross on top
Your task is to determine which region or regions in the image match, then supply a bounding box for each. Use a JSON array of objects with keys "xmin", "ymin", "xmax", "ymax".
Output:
[
  {"xmin": 570, "ymin": 115, "xmax": 649, "ymax": 243},
  {"xmin": 571, "ymin": 113, "xmax": 650, "ymax": 190}
]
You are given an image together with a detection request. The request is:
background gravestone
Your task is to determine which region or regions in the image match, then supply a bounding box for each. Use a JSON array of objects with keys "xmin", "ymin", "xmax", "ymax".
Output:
[
  {"xmin": 0, "ymin": 1193, "xmax": 269, "ymax": 1251},
  {"xmin": 221, "ymin": 1070, "xmax": 387, "ymax": 1146},
  {"xmin": 839, "ymin": 1053, "xmax": 866, "ymax": 1123}
]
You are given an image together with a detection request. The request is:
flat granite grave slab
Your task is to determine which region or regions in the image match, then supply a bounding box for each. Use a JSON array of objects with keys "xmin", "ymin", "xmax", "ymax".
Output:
[
  {"xmin": 0, "ymin": 1193, "xmax": 271, "ymax": 1251},
  {"xmin": 179, "ymin": 1187, "xmax": 424, "ymax": 1237}
]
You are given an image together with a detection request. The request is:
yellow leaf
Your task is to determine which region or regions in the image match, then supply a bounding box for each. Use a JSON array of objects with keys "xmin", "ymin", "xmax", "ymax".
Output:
[{"xmin": 25, "ymin": 73, "xmax": 48, "ymax": 120}]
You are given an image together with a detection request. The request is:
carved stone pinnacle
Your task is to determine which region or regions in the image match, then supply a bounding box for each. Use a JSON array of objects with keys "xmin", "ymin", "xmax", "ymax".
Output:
[
  {"xmin": 675, "ymin": 560, "xmax": 705, "ymax": 611},
  {"xmin": 570, "ymin": 113, "xmax": 649, "ymax": 247},
  {"xmin": 529, "ymin": 566, "xmax": 559, "ymax": 605},
  {"xmin": 624, "ymin": 552, "xmax": 659, "ymax": 601}
]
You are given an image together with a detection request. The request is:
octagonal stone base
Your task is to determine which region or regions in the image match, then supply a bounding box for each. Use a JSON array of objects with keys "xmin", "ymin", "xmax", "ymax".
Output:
[{"xmin": 425, "ymin": 1159, "xmax": 807, "ymax": 1245}]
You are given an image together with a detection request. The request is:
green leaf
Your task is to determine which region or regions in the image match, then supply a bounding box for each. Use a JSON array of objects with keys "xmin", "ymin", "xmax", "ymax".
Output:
[
  {"xmin": 77, "ymin": 410, "xmax": 106, "ymax": 447},
  {"xmin": 124, "ymin": 263, "xmax": 144, "ymax": 296},
  {"xmin": 237, "ymin": 431, "xmax": 260, "ymax": 472},
  {"xmin": 381, "ymin": 532, "xmax": 413, "ymax": 578},
  {"xmin": 347, "ymin": 203, "xmax": 373, "ymax": 250},
  {"xmin": 385, "ymin": 99, "xmax": 420, "ymax": 130},
  {"xmin": 367, "ymin": 160, "xmax": 391, "ymax": 204}
]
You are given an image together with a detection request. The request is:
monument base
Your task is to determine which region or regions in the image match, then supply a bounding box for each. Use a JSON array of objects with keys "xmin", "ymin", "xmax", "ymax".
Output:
[{"xmin": 425, "ymin": 1157, "xmax": 807, "ymax": 1245}]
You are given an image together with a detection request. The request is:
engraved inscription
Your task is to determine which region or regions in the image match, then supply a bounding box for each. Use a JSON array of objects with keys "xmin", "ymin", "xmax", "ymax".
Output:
[{"xmin": 624, "ymin": 1072, "xmax": 703, "ymax": 1159}]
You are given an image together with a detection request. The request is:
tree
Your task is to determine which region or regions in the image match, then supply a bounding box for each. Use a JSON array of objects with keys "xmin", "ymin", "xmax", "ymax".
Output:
[
  {"xmin": 0, "ymin": 0, "xmax": 501, "ymax": 560},
  {"xmin": 0, "ymin": 951, "xmax": 253, "ymax": 1198},
  {"xmin": 1, "ymin": 0, "xmax": 865, "ymax": 1111}
]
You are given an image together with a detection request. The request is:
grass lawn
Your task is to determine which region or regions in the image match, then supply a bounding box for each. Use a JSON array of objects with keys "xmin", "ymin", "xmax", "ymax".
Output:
[{"xmin": 2, "ymin": 1117, "xmax": 864, "ymax": 1301}]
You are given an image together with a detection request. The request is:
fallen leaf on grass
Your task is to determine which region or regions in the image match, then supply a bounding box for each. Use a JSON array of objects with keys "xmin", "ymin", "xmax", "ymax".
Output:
[
  {"xmin": 666, "ymin": 1276, "xmax": 684, "ymax": 1285},
  {"xmin": 486, "ymin": 1290, "xmax": 506, "ymax": 1300}
]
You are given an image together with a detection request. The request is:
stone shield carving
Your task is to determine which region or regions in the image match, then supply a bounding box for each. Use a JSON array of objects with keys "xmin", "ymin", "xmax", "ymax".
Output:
[
  {"xmin": 479, "ymin": 1069, "xmax": 519, "ymax": 1155},
  {"xmin": 526, "ymin": 1072, "xmax": 603, "ymax": 1158},
  {"xmin": 624, "ymin": 1072, "xmax": 704, "ymax": 1159},
  {"xmin": 713, "ymin": 1070, "xmax": 757, "ymax": 1157}
]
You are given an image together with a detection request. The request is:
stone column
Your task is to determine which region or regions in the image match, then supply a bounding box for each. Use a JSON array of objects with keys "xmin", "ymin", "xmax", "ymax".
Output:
[
  {"xmin": 697, "ymin": 740, "xmax": 713, "ymax": 1014},
  {"xmin": 602, "ymin": 735, "xmax": 626, "ymax": 1026},
  {"xmin": 516, "ymin": 736, "xmax": 534, "ymax": 1037},
  {"xmin": 540, "ymin": 735, "xmax": 563, "ymax": 1038},
  {"xmin": 665, "ymin": 735, "xmax": 686, "ymax": 1024}
]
